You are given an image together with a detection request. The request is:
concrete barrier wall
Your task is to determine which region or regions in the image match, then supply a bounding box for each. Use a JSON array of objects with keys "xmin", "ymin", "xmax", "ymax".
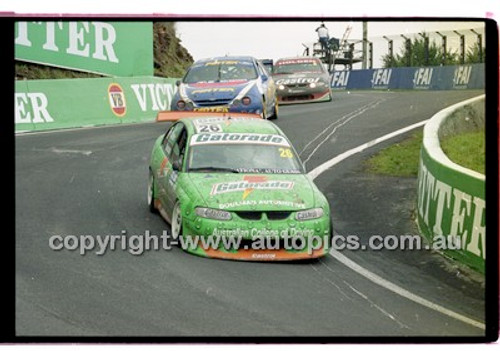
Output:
[
  {"xmin": 439, "ymin": 99, "xmax": 485, "ymax": 138},
  {"xmin": 15, "ymin": 76, "xmax": 178, "ymax": 133},
  {"xmin": 331, "ymin": 63, "xmax": 484, "ymax": 90},
  {"xmin": 416, "ymin": 95, "xmax": 486, "ymax": 273}
]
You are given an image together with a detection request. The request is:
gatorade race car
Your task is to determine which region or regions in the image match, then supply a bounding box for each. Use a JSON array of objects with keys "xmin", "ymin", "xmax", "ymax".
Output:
[
  {"xmin": 148, "ymin": 111, "xmax": 331, "ymax": 261},
  {"xmin": 170, "ymin": 56, "xmax": 279, "ymax": 119},
  {"xmin": 272, "ymin": 57, "xmax": 332, "ymax": 104}
]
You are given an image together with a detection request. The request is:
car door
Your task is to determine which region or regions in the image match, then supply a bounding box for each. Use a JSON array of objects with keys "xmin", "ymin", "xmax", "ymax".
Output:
[
  {"xmin": 165, "ymin": 126, "xmax": 188, "ymax": 211},
  {"xmin": 257, "ymin": 61, "xmax": 276, "ymax": 112},
  {"xmin": 157, "ymin": 122, "xmax": 185, "ymax": 216}
]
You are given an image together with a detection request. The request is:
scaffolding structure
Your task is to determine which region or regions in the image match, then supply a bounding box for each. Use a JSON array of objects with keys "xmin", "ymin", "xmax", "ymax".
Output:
[
  {"xmin": 302, "ymin": 25, "xmax": 484, "ymax": 70},
  {"xmin": 303, "ymin": 24, "xmax": 366, "ymax": 72}
]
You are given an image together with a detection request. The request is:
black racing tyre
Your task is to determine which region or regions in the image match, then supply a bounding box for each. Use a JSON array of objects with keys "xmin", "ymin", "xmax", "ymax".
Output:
[
  {"xmin": 171, "ymin": 200, "xmax": 183, "ymax": 243},
  {"xmin": 147, "ymin": 169, "xmax": 157, "ymax": 213},
  {"xmin": 268, "ymin": 98, "xmax": 279, "ymax": 120}
]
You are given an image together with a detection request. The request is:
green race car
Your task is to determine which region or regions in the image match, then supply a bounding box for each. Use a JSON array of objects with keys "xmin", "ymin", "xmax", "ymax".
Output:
[{"xmin": 148, "ymin": 112, "xmax": 332, "ymax": 260}]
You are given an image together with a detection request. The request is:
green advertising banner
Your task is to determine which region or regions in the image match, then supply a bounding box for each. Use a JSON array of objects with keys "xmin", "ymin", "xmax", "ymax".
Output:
[
  {"xmin": 15, "ymin": 21, "xmax": 153, "ymax": 77},
  {"xmin": 15, "ymin": 76, "xmax": 178, "ymax": 132},
  {"xmin": 417, "ymin": 146, "xmax": 485, "ymax": 273}
]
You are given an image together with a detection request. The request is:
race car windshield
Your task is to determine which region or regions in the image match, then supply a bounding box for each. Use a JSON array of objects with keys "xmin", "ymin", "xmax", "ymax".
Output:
[
  {"xmin": 183, "ymin": 62, "xmax": 258, "ymax": 83},
  {"xmin": 187, "ymin": 144, "xmax": 304, "ymax": 174},
  {"xmin": 274, "ymin": 62, "xmax": 323, "ymax": 74}
]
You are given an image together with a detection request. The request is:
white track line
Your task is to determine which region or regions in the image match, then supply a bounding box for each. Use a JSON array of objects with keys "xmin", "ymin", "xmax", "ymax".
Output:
[
  {"xmin": 308, "ymin": 119, "xmax": 428, "ymax": 180},
  {"xmin": 331, "ymin": 249, "xmax": 485, "ymax": 330},
  {"xmin": 308, "ymin": 119, "xmax": 485, "ymax": 330},
  {"xmin": 302, "ymin": 99, "xmax": 385, "ymax": 166},
  {"xmin": 50, "ymin": 147, "xmax": 93, "ymax": 156},
  {"xmin": 299, "ymin": 99, "xmax": 381, "ymax": 156},
  {"xmin": 15, "ymin": 120, "xmax": 156, "ymax": 137}
]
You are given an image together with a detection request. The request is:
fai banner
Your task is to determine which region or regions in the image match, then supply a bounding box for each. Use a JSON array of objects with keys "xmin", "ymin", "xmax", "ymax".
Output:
[
  {"xmin": 330, "ymin": 64, "xmax": 485, "ymax": 90},
  {"xmin": 15, "ymin": 21, "xmax": 153, "ymax": 77}
]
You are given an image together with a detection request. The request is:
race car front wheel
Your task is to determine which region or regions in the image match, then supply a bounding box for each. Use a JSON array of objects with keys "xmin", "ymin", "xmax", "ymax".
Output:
[
  {"xmin": 148, "ymin": 170, "xmax": 156, "ymax": 213},
  {"xmin": 261, "ymin": 97, "xmax": 267, "ymax": 119},
  {"xmin": 268, "ymin": 98, "xmax": 278, "ymax": 120},
  {"xmin": 171, "ymin": 200, "xmax": 183, "ymax": 242}
]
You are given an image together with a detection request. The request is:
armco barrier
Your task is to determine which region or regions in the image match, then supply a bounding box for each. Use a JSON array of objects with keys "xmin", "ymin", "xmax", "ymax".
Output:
[
  {"xmin": 416, "ymin": 95, "xmax": 485, "ymax": 273},
  {"xmin": 15, "ymin": 76, "xmax": 178, "ymax": 133},
  {"xmin": 331, "ymin": 63, "xmax": 484, "ymax": 90}
]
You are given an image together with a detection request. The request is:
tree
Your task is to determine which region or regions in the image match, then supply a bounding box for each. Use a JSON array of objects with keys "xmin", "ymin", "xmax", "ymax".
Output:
[
  {"xmin": 382, "ymin": 33, "xmax": 459, "ymax": 68},
  {"xmin": 466, "ymin": 42, "xmax": 485, "ymax": 64}
]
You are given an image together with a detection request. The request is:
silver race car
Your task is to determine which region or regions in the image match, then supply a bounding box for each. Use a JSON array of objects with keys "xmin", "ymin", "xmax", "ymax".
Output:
[{"xmin": 272, "ymin": 57, "xmax": 332, "ymax": 104}]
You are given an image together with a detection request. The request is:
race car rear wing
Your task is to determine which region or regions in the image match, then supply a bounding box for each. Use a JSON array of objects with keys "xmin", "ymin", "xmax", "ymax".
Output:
[{"xmin": 156, "ymin": 111, "xmax": 262, "ymax": 122}]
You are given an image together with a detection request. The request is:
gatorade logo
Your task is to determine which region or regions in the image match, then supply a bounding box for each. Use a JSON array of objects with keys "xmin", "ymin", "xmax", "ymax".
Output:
[
  {"xmin": 108, "ymin": 83, "xmax": 126, "ymax": 117},
  {"xmin": 210, "ymin": 176, "xmax": 295, "ymax": 199}
]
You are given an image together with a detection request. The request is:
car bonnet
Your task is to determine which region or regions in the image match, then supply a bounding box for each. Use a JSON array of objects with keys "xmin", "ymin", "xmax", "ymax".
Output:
[
  {"xmin": 186, "ymin": 172, "xmax": 316, "ymax": 212},
  {"xmin": 183, "ymin": 80, "xmax": 257, "ymax": 102}
]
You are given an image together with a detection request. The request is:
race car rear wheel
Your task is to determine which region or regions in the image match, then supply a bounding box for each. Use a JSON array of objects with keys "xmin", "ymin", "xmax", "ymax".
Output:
[
  {"xmin": 171, "ymin": 200, "xmax": 183, "ymax": 242},
  {"xmin": 148, "ymin": 169, "xmax": 156, "ymax": 213}
]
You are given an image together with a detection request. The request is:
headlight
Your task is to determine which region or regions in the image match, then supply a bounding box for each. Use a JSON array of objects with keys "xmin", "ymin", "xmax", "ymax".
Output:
[
  {"xmin": 278, "ymin": 84, "xmax": 286, "ymax": 90},
  {"xmin": 295, "ymin": 208, "xmax": 324, "ymax": 221},
  {"xmin": 309, "ymin": 82, "xmax": 317, "ymax": 88},
  {"xmin": 177, "ymin": 100, "xmax": 186, "ymax": 110},
  {"xmin": 195, "ymin": 207, "xmax": 232, "ymax": 221},
  {"xmin": 242, "ymin": 96, "xmax": 252, "ymax": 105}
]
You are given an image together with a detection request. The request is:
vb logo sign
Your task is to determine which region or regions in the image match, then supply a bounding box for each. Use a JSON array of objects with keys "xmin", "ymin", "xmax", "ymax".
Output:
[{"xmin": 108, "ymin": 83, "xmax": 127, "ymax": 117}]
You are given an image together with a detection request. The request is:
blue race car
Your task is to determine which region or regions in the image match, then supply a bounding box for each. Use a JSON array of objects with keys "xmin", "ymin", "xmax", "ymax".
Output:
[{"xmin": 171, "ymin": 56, "xmax": 278, "ymax": 119}]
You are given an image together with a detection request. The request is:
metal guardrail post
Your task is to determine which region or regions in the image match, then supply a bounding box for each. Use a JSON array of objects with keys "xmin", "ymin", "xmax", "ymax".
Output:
[
  {"xmin": 436, "ymin": 31, "xmax": 447, "ymax": 65},
  {"xmin": 454, "ymin": 30, "xmax": 466, "ymax": 64},
  {"xmin": 401, "ymin": 34, "xmax": 411, "ymax": 67},
  {"xmin": 470, "ymin": 29, "xmax": 483, "ymax": 63},
  {"xmin": 383, "ymin": 36, "xmax": 393, "ymax": 67},
  {"xmin": 418, "ymin": 33, "xmax": 430, "ymax": 66}
]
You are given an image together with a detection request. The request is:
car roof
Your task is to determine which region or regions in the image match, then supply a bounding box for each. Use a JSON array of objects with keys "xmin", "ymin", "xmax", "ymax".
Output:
[
  {"xmin": 180, "ymin": 116, "xmax": 283, "ymax": 136},
  {"xmin": 193, "ymin": 56, "xmax": 256, "ymax": 64},
  {"xmin": 275, "ymin": 56, "xmax": 322, "ymax": 63}
]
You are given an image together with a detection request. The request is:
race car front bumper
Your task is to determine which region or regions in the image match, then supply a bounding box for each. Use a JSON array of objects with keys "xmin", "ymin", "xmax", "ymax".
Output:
[
  {"xmin": 277, "ymin": 88, "xmax": 331, "ymax": 104},
  {"xmin": 180, "ymin": 213, "xmax": 331, "ymax": 261}
]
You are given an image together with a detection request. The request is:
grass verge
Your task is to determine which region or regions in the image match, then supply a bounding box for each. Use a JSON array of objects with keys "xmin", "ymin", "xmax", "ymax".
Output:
[
  {"xmin": 440, "ymin": 129, "xmax": 485, "ymax": 174},
  {"xmin": 364, "ymin": 129, "xmax": 423, "ymax": 177},
  {"xmin": 364, "ymin": 127, "xmax": 485, "ymax": 177}
]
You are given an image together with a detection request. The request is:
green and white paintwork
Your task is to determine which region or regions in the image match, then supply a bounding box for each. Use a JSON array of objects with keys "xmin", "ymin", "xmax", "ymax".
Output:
[
  {"xmin": 148, "ymin": 116, "xmax": 332, "ymax": 260},
  {"xmin": 417, "ymin": 95, "xmax": 486, "ymax": 273}
]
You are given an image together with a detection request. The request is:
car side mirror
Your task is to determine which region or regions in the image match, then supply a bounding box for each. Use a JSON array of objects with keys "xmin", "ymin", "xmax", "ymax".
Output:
[
  {"xmin": 175, "ymin": 80, "xmax": 181, "ymax": 87},
  {"xmin": 261, "ymin": 75, "xmax": 269, "ymax": 82}
]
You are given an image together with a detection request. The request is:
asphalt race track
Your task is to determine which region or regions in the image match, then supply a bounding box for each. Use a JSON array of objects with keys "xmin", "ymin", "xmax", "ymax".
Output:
[{"xmin": 16, "ymin": 90, "xmax": 486, "ymax": 337}]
